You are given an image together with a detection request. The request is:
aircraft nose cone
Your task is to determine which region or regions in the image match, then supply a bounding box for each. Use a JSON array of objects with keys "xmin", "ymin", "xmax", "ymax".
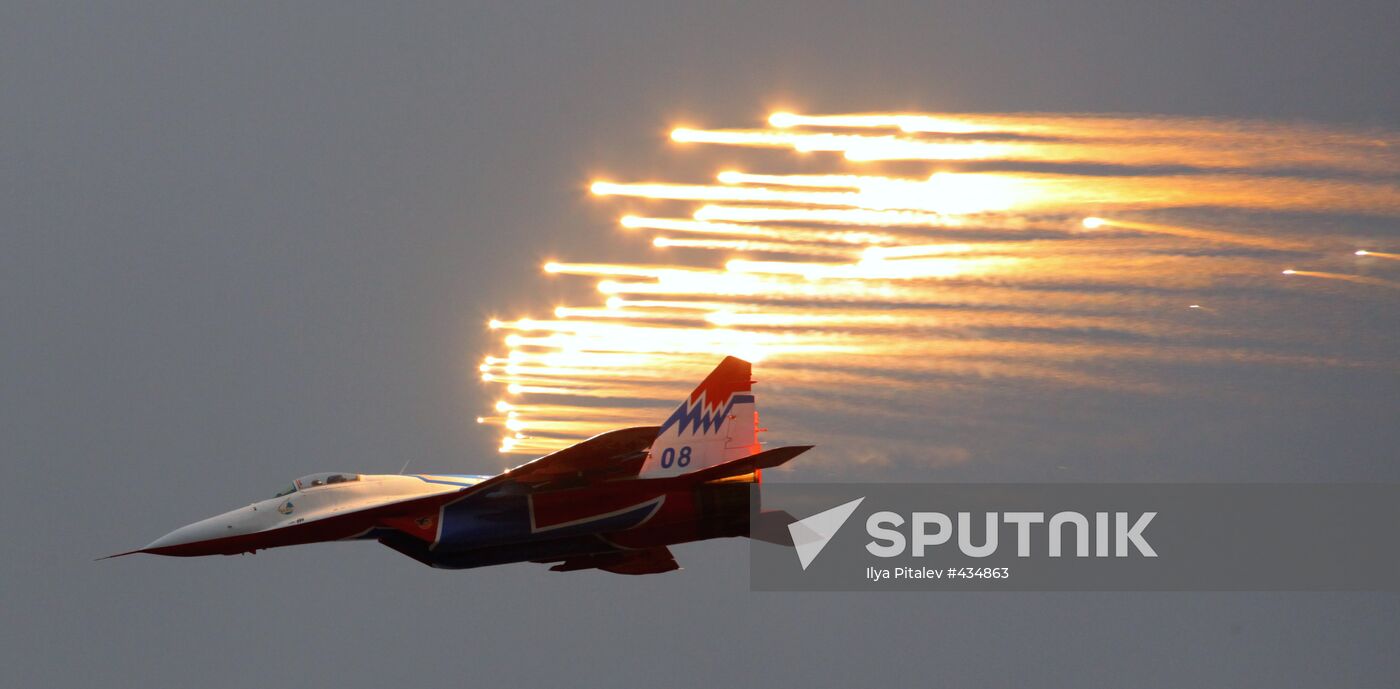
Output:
[
  {"xmin": 139, "ymin": 508, "xmax": 253, "ymax": 556},
  {"xmin": 144, "ymin": 521, "xmax": 224, "ymax": 550}
]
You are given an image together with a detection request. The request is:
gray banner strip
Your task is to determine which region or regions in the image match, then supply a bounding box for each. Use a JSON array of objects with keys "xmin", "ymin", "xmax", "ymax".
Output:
[{"xmin": 750, "ymin": 484, "xmax": 1400, "ymax": 591}]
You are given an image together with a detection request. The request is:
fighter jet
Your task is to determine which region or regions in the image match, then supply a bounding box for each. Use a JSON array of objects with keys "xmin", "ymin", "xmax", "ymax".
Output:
[{"xmin": 106, "ymin": 356, "xmax": 806, "ymax": 574}]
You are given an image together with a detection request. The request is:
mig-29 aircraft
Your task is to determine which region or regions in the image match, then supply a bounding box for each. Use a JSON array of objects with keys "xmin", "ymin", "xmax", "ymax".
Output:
[{"xmin": 106, "ymin": 356, "xmax": 807, "ymax": 574}]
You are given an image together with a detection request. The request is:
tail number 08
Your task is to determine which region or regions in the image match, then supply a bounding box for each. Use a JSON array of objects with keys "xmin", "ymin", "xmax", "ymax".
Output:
[{"xmin": 660, "ymin": 446, "xmax": 692, "ymax": 468}]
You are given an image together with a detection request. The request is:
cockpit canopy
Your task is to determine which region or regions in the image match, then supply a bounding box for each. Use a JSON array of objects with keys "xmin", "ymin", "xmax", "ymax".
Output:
[{"xmin": 273, "ymin": 472, "xmax": 361, "ymax": 498}]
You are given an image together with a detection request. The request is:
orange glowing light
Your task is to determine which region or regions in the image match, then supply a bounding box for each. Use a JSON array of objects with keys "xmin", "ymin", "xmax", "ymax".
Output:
[
  {"xmin": 768, "ymin": 112, "xmax": 798, "ymax": 128},
  {"xmin": 479, "ymin": 109, "xmax": 1400, "ymax": 452}
]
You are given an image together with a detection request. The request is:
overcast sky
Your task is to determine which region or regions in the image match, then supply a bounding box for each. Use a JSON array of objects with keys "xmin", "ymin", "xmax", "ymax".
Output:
[{"xmin": 4, "ymin": 3, "xmax": 1398, "ymax": 688}]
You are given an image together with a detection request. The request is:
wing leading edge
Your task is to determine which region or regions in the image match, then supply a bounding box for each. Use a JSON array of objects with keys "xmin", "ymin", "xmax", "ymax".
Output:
[{"xmin": 542, "ymin": 546, "xmax": 680, "ymax": 575}]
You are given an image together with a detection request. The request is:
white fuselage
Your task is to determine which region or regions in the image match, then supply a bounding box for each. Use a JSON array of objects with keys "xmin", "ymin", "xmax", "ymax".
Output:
[{"xmin": 142, "ymin": 474, "xmax": 486, "ymax": 552}]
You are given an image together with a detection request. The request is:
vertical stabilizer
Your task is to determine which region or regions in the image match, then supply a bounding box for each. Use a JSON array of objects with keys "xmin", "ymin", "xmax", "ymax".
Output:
[{"xmin": 639, "ymin": 356, "xmax": 761, "ymax": 478}]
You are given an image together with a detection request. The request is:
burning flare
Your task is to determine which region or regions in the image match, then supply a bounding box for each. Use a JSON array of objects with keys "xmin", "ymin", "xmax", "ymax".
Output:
[{"xmin": 479, "ymin": 111, "xmax": 1400, "ymax": 455}]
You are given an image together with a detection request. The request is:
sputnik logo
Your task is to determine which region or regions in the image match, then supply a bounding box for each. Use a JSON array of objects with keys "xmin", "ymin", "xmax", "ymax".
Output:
[{"xmin": 787, "ymin": 497, "xmax": 865, "ymax": 570}]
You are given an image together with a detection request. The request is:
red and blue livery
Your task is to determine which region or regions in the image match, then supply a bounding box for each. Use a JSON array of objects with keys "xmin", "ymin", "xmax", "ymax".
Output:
[{"xmin": 106, "ymin": 357, "xmax": 806, "ymax": 575}]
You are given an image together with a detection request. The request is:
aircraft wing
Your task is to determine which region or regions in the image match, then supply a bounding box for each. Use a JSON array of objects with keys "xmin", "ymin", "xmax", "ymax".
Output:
[
  {"xmin": 494, "ymin": 425, "xmax": 659, "ymax": 489},
  {"xmin": 370, "ymin": 433, "xmax": 807, "ymax": 537},
  {"xmin": 542, "ymin": 545, "xmax": 680, "ymax": 575},
  {"xmin": 358, "ymin": 425, "xmax": 663, "ymax": 546}
]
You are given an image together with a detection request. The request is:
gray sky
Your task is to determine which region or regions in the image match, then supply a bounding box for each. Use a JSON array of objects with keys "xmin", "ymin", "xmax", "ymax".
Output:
[{"xmin": 4, "ymin": 3, "xmax": 1398, "ymax": 688}]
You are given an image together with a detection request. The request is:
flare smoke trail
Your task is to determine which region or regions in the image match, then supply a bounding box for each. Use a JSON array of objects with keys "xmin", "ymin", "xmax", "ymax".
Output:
[{"xmin": 477, "ymin": 111, "xmax": 1400, "ymax": 460}]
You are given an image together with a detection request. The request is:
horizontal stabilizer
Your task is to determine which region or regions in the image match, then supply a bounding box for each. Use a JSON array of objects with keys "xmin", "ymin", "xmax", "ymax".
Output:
[
  {"xmin": 751, "ymin": 510, "xmax": 799, "ymax": 546},
  {"xmin": 687, "ymin": 444, "xmax": 814, "ymax": 484}
]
